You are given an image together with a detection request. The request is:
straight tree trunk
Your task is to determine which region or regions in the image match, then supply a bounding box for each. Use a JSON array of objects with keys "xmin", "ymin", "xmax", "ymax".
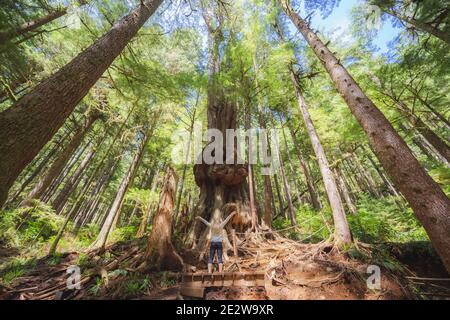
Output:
[
  {"xmin": 288, "ymin": 126, "xmax": 322, "ymax": 210},
  {"xmin": 91, "ymin": 127, "xmax": 151, "ymax": 249},
  {"xmin": 288, "ymin": 68, "xmax": 351, "ymax": 245},
  {"xmin": 279, "ymin": 0, "xmax": 450, "ymax": 272},
  {"xmin": 272, "ymin": 121, "xmax": 297, "ymax": 226},
  {"xmin": 334, "ymin": 167, "xmax": 357, "ymax": 215},
  {"xmin": 0, "ymin": 1, "xmax": 88, "ymax": 44},
  {"xmin": 281, "ymin": 125, "xmax": 304, "ymax": 205},
  {"xmin": 393, "ymin": 100, "xmax": 450, "ymax": 164},
  {"xmin": 0, "ymin": 0, "xmax": 163, "ymax": 207},
  {"xmin": 42, "ymin": 138, "xmax": 91, "ymax": 203},
  {"xmin": 253, "ymin": 56, "xmax": 274, "ymax": 228},
  {"xmin": 49, "ymin": 158, "xmax": 116, "ymax": 253},
  {"xmin": 174, "ymin": 108, "xmax": 196, "ymax": 224},
  {"xmin": 136, "ymin": 170, "xmax": 161, "ymax": 237},
  {"xmin": 21, "ymin": 112, "xmax": 99, "ymax": 205},
  {"xmin": 52, "ymin": 148, "xmax": 95, "ymax": 213},
  {"xmin": 244, "ymin": 102, "xmax": 258, "ymax": 230},
  {"xmin": 381, "ymin": 6, "xmax": 450, "ymax": 44},
  {"xmin": 5, "ymin": 131, "xmax": 66, "ymax": 206}
]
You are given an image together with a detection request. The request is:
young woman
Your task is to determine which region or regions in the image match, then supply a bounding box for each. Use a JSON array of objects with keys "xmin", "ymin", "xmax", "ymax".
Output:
[{"xmin": 196, "ymin": 212, "xmax": 236, "ymax": 273}]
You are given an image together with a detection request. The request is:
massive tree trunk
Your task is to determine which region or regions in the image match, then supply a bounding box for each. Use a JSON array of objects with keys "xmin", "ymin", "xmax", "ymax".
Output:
[
  {"xmin": 21, "ymin": 111, "xmax": 99, "ymax": 205},
  {"xmin": 0, "ymin": 0, "xmax": 163, "ymax": 208},
  {"xmin": 91, "ymin": 126, "xmax": 152, "ymax": 249},
  {"xmin": 279, "ymin": 0, "xmax": 450, "ymax": 272},
  {"xmin": 145, "ymin": 166, "xmax": 183, "ymax": 271},
  {"xmin": 192, "ymin": 2, "xmax": 252, "ymax": 256},
  {"xmin": 0, "ymin": 1, "xmax": 88, "ymax": 44},
  {"xmin": 289, "ymin": 70, "xmax": 351, "ymax": 245}
]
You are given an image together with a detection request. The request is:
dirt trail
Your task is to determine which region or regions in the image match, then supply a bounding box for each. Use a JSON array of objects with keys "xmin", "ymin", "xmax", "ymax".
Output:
[{"xmin": 1, "ymin": 235, "xmax": 449, "ymax": 300}]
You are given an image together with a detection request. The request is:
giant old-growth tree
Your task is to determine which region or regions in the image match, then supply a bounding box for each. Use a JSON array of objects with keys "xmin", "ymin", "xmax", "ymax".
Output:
[
  {"xmin": 190, "ymin": 1, "xmax": 253, "ymax": 254},
  {"xmin": 277, "ymin": 0, "xmax": 450, "ymax": 272},
  {"xmin": 0, "ymin": 0, "xmax": 164, "ymax": 208}
]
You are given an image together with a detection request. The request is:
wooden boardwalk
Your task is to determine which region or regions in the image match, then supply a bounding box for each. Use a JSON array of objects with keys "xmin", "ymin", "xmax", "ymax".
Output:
[{"xmin": 180, "ymin": 271, "xmax": 266, "ymax": 298}]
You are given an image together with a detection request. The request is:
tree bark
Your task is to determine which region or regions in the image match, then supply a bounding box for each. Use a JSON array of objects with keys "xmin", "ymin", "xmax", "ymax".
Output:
[
  {"xmin": 393, "ymin": 100, "xmax": 450, "ymax": 165},
  {"xmin": 334, "ymin": 166, "xmax": 357, "ymax": 215},
  {"xmin": 136, "ymin": 170, "xmax": 161, "ymax": 237},
  {"xmin": 192, "ymin": 2, "xmax": 251, "ymax": 257},
  {"xmin": 272, "ymin": 121, "xmax": 297, "ymax": 226},
  {"xmin": 21, "ymin": 112, "xmax": 99, "ymax": 205},
  {"xmin": 0, "ymin": 0, "xmax": 163, "ymax": 208},
  {"xmin": 52, "ymin": 148, "xmax": 95, "ymax": 213},
  {"xmin": 5, "ymin": 130, "xmax": 67, "ymax": 206},
  {"xmin": 288, "ymin": 125, "xmax": 322, "ymax": 210},
  {"xmin": 382, "ymin": 7, "xmax": 450, "ymax": 45},
  {"xmin": 280, "ymin": 0, "xmax": 450, "ymax": 272},
  {"xmin": 0, "ymin": 1, "xmax": 89, "ymax": 44},
  {"xmin": 91, "ymin": 126, "xmax": 151, "ymax": 249},
  {"xmin": 145, "ymin": 166, "xmax": 184, "ymax": 271},
  {"xmin": 289, "ymin": 68, "xmax": 351, "ymax": 245}
]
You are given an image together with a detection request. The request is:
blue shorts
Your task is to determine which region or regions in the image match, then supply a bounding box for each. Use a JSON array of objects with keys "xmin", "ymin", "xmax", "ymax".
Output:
[{"xmin": 209, "ymin": 241, "xmax": 223, "ymax": 264}]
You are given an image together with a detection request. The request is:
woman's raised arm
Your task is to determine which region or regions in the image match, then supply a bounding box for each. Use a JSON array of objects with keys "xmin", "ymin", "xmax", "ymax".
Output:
[
  {"xmin": 220, "ymin": 212, "xmax": 236, "ymax": 228},
  {"xmin": 196, "ymin": 216, "xmax": 211, "ymax": 227}
]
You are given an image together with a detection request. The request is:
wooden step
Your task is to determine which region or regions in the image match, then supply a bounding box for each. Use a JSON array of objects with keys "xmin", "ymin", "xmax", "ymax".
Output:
[{"xmin": 180, "ymin": 271, "xmax": 266, "ymax": 298}]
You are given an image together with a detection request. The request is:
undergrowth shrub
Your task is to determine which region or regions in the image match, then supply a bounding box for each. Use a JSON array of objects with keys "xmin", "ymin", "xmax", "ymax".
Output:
[
  {"xmin": 348, "ymin": 195, "xmax": 428, "ymax": 243},
  {"xmin": 0, "ymin": 201, "xmax": 64, "ymax": 248}
]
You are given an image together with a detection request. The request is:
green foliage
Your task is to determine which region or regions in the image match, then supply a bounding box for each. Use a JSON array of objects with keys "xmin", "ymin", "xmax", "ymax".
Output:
[
  {"xmin": 348, "ymin": 195, "xmax": 428, "ymax": 243},
  {"xmin": 0, "ymin": 201, "xmax": 64, "ymax": 248},
  {"xmin": 76, "ymin": 224, "xmax": 101, "ymax": 247},
  {"xmin": 0, "ymin": 257, "xmax": 37, "ymax": 285},
  {"xmin": 157, "ymin": 271, "xmax": 178, "ymax": 288},
  {"xmin": 273, "ymin": 205, "xmax": 332, "ymax": 242},
  {"xmin": 123, "ymin": 275, "xmax": 153, "ymax": 296},
  {"xmin": 429, "ymin": 166, "xmax": 450, "ymax": 196},
  {"xmin": 109, "ymin": 225, "xmax": 138, "ymax": 243}
]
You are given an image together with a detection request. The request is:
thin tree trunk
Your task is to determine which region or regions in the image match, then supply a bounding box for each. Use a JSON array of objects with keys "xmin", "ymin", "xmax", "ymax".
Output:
[
  {"xmin": 272, "ymin": 121, "xmax": 297, "ymax": 226},
  {"xmin": 21, "ymin": 112, "xmax": 99, "ymax": 205},
  {"xmin": 288, "ymin": 126, "xmax": 322, "ymax": 210},
  {"xmin": 91, "ymin": 127, "xmax": 151, "ymax": 249},
  {"xmin": 52, "ymin": 148, "xmax": 95, "ymax": 213},
  {"xmin": 0, "ymin": 0, "xmax": 164, "ymax": 207},
  {"xmin": 244, "ymin": 101, "xmax": 258, "ymax": 230},
  {"xmin": 279, "ymin": 0, "xmax": 450, "ymax": 272},
  {"xmin": 6, "ymin": 133, "xmax": 64, "ymax": 206},
  {"xmin": 334, "ymin": 167, "xmax": 357, "ymax": 215},
  {"xmin": 288, "ymin": 68, "xmax": 351, "ymax": 244},
  {"xmin": 0, "ymin": 1, "xmax": 88, "ymax": 44},
  {"xmin": 382, "ymin": 7, "xmax": 450, "ymax": 44},
  {"xmin": 393, "ymin": 100, "xmax": 450, "ymax": 164},
  {"xmin": 42, "ymin": 138, "xmax": 91, "ymax": 203},
  {"xmin": 174, "ymin": 107, "xmax": 196, "ymax": 224},
  {"xmin": 136, "ymin": 170, "xmax": 161, "ymax": 237},
  {"xmin": 281, "ymin": 125, "xmax": 304, "ymax": 205}
]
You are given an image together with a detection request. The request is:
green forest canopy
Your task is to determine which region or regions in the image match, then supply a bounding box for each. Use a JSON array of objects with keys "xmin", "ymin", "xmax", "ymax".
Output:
[{"xmin": 0, "ymin": 0, "xmax": 449, "ymax": 299}]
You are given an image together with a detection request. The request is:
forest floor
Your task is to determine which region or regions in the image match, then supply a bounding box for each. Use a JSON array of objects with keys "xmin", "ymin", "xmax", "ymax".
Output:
[{"xmin": 0, "ymin": 235, "xmax": 449, "ymax": 300}]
